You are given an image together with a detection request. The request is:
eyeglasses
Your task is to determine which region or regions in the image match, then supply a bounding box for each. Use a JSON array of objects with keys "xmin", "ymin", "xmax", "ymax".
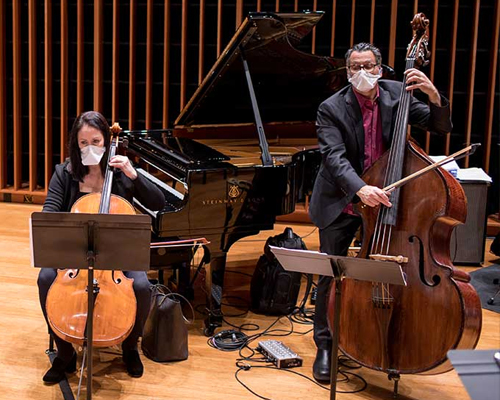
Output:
[{"xmin": 347, "ymin": 63, "xmax": 379, "ymax": 73}]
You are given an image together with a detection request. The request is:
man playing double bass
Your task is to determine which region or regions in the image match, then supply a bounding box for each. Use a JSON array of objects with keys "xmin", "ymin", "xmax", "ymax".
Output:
[{"xmin": 308, "ymin": 42, "xmax": 452, "ymax": 382}]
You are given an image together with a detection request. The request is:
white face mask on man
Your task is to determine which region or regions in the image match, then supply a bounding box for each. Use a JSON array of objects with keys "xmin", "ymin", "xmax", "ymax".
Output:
[
  {"xmin": 348, "ymin": 69, "xmax": 382, "ymax": 93},
  {"xmin": 81, "ymin": 145, "xmax": 106, "ymax": 166}
]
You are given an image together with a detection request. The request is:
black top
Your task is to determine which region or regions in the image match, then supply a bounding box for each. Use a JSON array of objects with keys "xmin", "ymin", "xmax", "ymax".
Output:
[{"xmin": 43, "ymin": 160, "xmax": 166, "ymax": 213}]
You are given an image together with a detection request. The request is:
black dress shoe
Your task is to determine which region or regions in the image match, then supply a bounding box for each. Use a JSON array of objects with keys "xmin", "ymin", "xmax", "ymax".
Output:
[
  {"xmin": 313, "ymin": 349, "xmax": 331, "ymax": 383},
  {"xmin": 42, "ymin": 351, "xmax": 77, "ymax": 383},
  {"xmin": 123, "ymin": 349, "xmax": 144, "ymax": 378}
]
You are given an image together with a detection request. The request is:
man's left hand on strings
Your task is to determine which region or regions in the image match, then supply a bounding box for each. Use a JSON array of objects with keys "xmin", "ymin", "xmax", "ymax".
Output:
[{"xmin": 404, "ymin": 68, "xmax": 441, "ymax": 106}]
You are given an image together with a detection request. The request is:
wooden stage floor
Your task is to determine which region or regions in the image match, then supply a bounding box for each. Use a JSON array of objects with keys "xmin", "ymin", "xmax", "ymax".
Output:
[{"xmin": 0, "ymin": 202, "xmax": 498, "ymax": 400}]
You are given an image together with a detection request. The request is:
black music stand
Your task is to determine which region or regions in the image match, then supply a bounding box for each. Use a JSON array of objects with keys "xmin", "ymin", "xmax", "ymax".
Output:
[
  {"xmin": 269, "ymin": 246, "xmax": 407, "ymax": 400},
  {"xmin": 448, "ymin": 349, "xmax": 500, "ymax": 400},
  {"xmin": 30, "ymin": 211, "xmax": 152, "ymax": 400}
]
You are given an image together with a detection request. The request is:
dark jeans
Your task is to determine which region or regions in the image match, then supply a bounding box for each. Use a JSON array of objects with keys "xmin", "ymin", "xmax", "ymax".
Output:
[
  {"xmin": 38, "ymin": 269, "xmax": 151, "ymax": 361},
  {"xmin": 313, "ymin": 213, "xmax": 361, "ymax": 351}
]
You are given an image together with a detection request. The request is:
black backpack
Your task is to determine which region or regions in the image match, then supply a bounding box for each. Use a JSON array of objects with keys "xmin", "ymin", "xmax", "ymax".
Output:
[{"xmin": 250, "ymin": 227, "xmax": 307, "ymax": 315}]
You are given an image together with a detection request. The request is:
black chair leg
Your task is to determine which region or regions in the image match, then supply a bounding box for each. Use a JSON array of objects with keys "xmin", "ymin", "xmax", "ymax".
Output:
[
  {"xmin": 487, "ymin": 279, "xmax": 500, "ymax": 305},
  {"xmin": 47, "ymin": 331, "xmax": 56, "ymax": 354}
]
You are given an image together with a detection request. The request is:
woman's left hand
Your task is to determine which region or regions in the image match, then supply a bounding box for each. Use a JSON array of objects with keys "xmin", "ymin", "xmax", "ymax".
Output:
[{"xmin": 109, "ymin": 155, "xmax": 138, "ymax": 180}]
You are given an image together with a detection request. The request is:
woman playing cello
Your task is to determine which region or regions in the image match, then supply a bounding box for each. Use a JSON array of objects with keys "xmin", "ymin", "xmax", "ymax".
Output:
[{"xmin": 37, "ymin": 111, "xmax": 165, "ymax": 383}]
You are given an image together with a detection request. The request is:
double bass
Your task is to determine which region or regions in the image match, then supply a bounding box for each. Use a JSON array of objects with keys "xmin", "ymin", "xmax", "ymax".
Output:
[
  {"xmin": 329, "ymin": 13, "xmax": 482, "ymax": 380},
  {"xmin": 46, "ymin": 123, "xmax": 137, "ymax": 348}
]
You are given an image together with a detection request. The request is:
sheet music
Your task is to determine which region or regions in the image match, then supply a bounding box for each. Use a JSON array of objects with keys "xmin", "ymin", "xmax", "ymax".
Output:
[{"xmin": 456, "ymin": 167, "xmax": 492, "ymax": 183}]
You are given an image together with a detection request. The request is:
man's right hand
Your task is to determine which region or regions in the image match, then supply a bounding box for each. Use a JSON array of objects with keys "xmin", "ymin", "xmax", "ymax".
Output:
[{"xmin": 356, "ymin": 185, "xmax": 392, "ymax": 208}]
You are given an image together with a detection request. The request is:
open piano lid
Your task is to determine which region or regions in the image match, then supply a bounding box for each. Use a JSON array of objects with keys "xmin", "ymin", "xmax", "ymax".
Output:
[{"xmin": 174, "ymin": 11, "xmax": 347, "ymax": 128}]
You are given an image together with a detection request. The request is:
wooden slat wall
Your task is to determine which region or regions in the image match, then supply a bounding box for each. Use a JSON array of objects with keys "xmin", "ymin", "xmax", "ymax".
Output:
[
  {"xmin": 45, "ymin": 0, "xmax": 53, "ymax": 188},
  {"xmin": 424, "ymin": 0, "xmax": 439, "ymax": 153},
  {"xmin": 483, "ymin": 0, "xmax": 500, "ymax": 173},
  {"xmin": 0, "ymin": 0, "xmax": 6, "ymax": 189},
  {"xmin": 94, "ymin": 0, "xmax": 103, "ymax": 112},
  {"xmin": 388, "ymin": 0, "xmax": 398, "ymax": 69},
  {"xmin": 463, "ymin": 0, "xmax": 480, "ymax": 168},
  {"xmin": 111, "ymin": 0, "xmax": 119, "ymax": 123},
  {"xmin": 129, "ymin": 0, "xmax": 136, "ymax": 129},
  {"xmin": 0, "ymin": 0, "xmax": 498, "ymax": 204},
  {"xmin": 60, "ymin": 0, "xmax": 68, "ymax": 164},
  {"xmin": 350, "ymin": 0, "xmax": 356, "ymax": 49},
  {"xmin": 330, "ymin": 0, "xmax": 337, "ymax": 56},
  {"xmin": 28, "ymin": 0, "xmax": 37, "ymax": 192},
  {"xmin": 236, "ymin": 0, "xmax": 243, "ymax": 28},
  {"xmin": 199, "ymin": 0, "xmax": 206, "ymax": 84},
  {"xmin": 216, "ymin": 0, "xmax": 222, "ymax": 57},
  {"xmin": 76, "ymin": 0, "xmax": 84, "ymax": 116},
  {"xmin": 180, "ymin": 0, "xmax": 188, "ymax": 109},
  {"xmin": 163, "ymin": 0, "xmax": 171, "ymax": 128},
  {"xmin": 145, "ymin": 0, "xmax": 153, "ymax": 129},
  {"xmin": 12, "ymin": 0, "xmax": 21, "ymax": 191},
  {"xmin": 445, "ymin": 0, "xmax": 459, "ymax": 156},
  {"xmin": 311, "ymin": 0, "xmax": 318, "ymax": 54}
]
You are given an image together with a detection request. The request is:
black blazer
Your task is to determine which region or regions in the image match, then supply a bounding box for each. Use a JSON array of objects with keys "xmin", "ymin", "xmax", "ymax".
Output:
[
  {"xmin": 43, "ymin": 160, "xmax": 166, "ymax": 213},
  {"xmin": 309, "ymin": 80, "xmax": 453, "ymax": 229}
]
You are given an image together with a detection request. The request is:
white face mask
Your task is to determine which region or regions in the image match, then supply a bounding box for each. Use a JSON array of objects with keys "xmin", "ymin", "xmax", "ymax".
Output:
[
  {"xmin": 348, "ymin": 69, "xmax": 381, "ymax": 93},
  {"xmin": 81, "ymin": 145, "xmax": 106, "ymax": 166}
]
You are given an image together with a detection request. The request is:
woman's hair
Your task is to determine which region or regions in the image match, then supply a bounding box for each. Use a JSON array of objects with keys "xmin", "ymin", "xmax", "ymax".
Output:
[{"xmin": 68, "ymin": 111, "xmax": 111, "ymax": 181}]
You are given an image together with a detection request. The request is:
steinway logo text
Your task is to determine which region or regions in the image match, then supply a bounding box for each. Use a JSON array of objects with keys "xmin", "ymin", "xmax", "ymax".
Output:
[{"xmin": 202, "ymin": 198, "xmax": 245, "ymax": 205}]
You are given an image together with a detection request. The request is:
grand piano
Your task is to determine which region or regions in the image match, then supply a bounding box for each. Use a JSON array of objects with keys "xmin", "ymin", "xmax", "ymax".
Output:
[{"xmin": 123, "ymin": 11, "xmax": 347, "ymax": 335}]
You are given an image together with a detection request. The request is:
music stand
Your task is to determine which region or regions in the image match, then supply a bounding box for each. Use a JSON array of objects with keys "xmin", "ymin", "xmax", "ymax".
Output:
[
  {"xmin": 269, "ymin": 246, "xmax": 407, "ymax": 400},
  {"xmin": 448, "ymin": 349, "xmax": 500, "ymax": 400},
  {"xmin": 30, "ymin": 211, "xmax": 152, "ymax": 400}
]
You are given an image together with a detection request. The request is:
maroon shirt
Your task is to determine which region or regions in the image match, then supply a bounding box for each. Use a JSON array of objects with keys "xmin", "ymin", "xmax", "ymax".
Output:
[{"xmin": 343, "ymin": 87, "xmax": 385, "ymax": 215}]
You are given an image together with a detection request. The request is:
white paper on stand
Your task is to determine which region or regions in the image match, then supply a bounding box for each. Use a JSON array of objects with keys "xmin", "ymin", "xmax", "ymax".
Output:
[
  {"xmin": 429, "ymin": 155, "xmax": 460, "ymax": 174},
  {"xmin": 456, "ymin": 167, "xmax": 492, "ymax": 183}
]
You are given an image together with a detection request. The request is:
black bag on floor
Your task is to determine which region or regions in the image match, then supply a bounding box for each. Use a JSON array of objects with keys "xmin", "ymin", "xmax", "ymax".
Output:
[
  {"xmin": 141, "ymin": 285, "xmax": 194, "ymax": 362},
  {"xmin": 250, "ymin": 227, "xmax": 307, "ymax": 315}
]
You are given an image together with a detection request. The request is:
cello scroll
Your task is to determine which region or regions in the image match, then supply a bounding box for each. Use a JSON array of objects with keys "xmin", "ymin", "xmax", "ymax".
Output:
[{"xmin": 408, "ymin": 13, "xmax": 431, "ymax": 68}]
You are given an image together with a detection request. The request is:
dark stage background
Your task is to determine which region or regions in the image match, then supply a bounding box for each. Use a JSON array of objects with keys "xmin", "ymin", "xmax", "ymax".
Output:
[{"xmin": 0, "ymin": 0, "xmax": 498, "ymax": 213}]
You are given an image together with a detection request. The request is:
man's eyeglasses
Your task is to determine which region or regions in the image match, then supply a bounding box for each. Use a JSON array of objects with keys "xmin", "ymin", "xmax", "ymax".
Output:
[{"xmin": 347, "ymin": 63, "xmax": 379, "ymax": 73}]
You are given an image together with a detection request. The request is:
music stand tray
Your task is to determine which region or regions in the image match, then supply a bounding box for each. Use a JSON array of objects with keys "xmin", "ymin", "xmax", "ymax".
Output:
[
  {"xmin": 448, "ymin": 349, "xmax": 500, "ymax": 400},
  {"xmin": 269, "ymin": 246, "xmax": 406, "ymax": 400},
  {"xmin": 30, "ymin": 211, "xmax": 152, "ymax": 400}
]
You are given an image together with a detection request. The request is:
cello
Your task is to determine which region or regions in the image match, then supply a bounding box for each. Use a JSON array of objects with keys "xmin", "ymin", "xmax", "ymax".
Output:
[
  {"xmin": 328, "ymin": 13, "xmax": 482, "ymax": 381},
  {"xmin": 45, "ymin": 123, "xmax": 137, "ymax": 348}
]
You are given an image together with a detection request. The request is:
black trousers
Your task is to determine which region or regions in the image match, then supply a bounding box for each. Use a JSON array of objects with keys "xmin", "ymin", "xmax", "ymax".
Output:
[
  {"xmin": 313, "ymin": 213, "xmax": 361, "ymax": 351},
  {"xmin": 38, "ymin": 269, "xmax": 151, "ymax": 361}
]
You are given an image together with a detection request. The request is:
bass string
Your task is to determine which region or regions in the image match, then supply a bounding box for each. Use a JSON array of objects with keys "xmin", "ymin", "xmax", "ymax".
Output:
[
  {"xmin": 372, "ymin": 54, "xmax": 416, "ymax": 252},
  {"xmin": 370, "ymin": 49, "xmax": 417, "ymax": 304}
]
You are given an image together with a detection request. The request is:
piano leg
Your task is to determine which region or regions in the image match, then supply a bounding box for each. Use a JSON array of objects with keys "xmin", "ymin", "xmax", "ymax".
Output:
[
  {"xmin": 203, "ymin": 253, "xmax": 226, "ymax": 336},
  {"xmin": 171, "ymin": 262, "xmax": 194, "ymax": 299}
]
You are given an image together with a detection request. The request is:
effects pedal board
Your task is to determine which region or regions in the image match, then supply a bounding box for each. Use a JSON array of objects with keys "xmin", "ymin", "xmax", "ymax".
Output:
[{"xmin": 256, "ymin": 340, "xmax": 303, "ymax": 368}]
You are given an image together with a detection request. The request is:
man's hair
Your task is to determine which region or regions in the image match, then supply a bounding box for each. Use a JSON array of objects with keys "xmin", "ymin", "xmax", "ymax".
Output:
[
  {"xmin": 345, "ymin": 42, "xmax": 382, "ymax": 66},
  {"xmin": 68, "ymin": 111, "xmax": 111, "ymax": 182}
]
